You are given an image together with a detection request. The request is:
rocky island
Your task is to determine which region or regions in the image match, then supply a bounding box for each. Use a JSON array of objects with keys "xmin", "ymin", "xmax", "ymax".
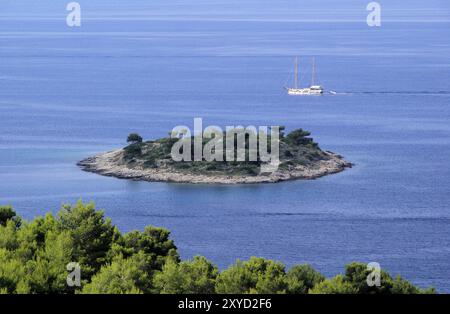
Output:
[{"xmin": 78, "ymin": 128, "xmax": 351, "ymax": 184}]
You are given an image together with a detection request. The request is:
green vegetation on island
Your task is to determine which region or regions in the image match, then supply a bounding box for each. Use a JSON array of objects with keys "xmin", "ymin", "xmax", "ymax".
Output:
[
  {"xmin": 122, "ymin": 128, "xmax": 331, "ymax": 176},
  {"xmin": 0, "ymin": 203, "xmax": 434, "ymax": 294}
]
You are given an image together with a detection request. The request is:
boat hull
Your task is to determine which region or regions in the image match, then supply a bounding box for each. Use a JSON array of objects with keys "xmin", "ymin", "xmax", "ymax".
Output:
[{"xmin": 287, "ymin": 88, "xmax": 323, "ymax": 95}]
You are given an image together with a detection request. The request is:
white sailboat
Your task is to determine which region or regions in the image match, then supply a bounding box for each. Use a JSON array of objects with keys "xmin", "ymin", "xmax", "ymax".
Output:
[{"xmin": 286, "ymin": 57, "xmax": 324, "ymax": 95}]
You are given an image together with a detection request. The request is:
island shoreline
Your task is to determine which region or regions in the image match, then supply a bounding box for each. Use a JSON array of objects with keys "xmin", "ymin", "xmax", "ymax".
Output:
[{"xmin": 77, "ymin": 149, "xmax": 352, "ymax": 185}]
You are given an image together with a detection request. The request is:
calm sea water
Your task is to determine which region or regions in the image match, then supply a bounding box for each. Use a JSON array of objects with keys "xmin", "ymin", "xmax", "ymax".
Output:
[{"xmin": 1, "ymin": 1, "xmax": 450, "ymax": 291}]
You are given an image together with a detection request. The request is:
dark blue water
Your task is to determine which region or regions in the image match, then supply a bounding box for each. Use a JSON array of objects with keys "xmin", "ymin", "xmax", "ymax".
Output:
[{"xmin": 1, "ymin": 1, "xmax": 450, "ymax": 291}]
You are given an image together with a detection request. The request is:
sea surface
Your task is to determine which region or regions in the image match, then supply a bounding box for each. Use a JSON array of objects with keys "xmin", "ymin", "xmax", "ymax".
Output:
[{"xmin": 1, "ymin": 1, "xmax": 450, "ymax": 291}]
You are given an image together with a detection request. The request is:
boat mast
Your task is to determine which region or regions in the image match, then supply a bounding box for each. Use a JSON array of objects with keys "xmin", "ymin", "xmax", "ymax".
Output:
[
  {"xmin": 294, "ymin": 57, "xmax": 298, "ymax": 89},
  {"xmin": 311, "ymin": 57, "xmax": 315, "ymax": 86}
]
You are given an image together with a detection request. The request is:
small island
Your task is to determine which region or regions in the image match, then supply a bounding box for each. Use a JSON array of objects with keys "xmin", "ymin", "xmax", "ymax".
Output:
[{"xmin": 78, "ymin": 128, "xmax": 351, "ymax": 184}]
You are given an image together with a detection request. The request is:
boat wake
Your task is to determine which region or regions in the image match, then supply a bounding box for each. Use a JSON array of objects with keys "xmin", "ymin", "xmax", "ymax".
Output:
[{"xmin": 327, "ymin": 91, "xmax": 450, "ymax": 96}]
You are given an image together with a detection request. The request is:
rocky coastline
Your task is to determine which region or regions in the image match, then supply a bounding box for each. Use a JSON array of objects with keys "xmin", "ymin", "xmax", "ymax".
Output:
[{"xmin": 77, "ymin": 149, "xmax": 352, "ymax": 184}]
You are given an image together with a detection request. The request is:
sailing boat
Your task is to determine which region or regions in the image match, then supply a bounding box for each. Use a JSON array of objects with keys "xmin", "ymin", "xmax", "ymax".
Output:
[{"xmin": 286, "ymin": 57, "xmax": 324, "ymax": 95}]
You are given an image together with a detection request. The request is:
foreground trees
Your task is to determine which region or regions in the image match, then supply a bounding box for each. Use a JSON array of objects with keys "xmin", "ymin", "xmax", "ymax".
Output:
[
  {"xmin": 0, "ymin": 202, "xmax": 435, "ymax": 294},
  {"xmin": 154, "ymin": 256, "xmax": 218, "ymax": 294},
  {"xmin": 215, "ymin": 258, "xmax": 287, "ymax": 294}
]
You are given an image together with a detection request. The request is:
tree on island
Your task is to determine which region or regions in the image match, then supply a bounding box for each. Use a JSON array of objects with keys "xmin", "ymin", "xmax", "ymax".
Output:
[{"xmin": 127, "ymin": 133, "xmax": 143, "ymax": 144}]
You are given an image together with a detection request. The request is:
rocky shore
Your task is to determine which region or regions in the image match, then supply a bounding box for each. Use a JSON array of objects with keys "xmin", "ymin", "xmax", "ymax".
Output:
[{"xmin": 77, "ymin": 149, "xmax": 352, "ymax": 184}]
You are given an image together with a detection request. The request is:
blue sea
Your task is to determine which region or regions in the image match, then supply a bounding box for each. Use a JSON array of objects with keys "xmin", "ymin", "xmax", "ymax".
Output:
[{"xmin": 1, "ymin": 1, "xmax": 450, "ymax": 291}]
